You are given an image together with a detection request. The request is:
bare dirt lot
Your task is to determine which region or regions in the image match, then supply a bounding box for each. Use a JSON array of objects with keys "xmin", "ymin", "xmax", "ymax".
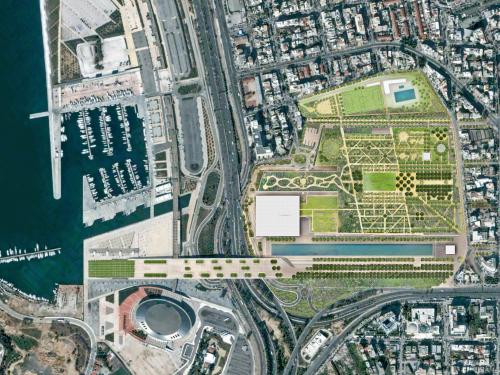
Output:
[
  {"xmin": 117, "ymin": 335, "xmax": 181, "ymax": 374},
  {"xmin": 0, "ymin": 311, "xmax": 89, "ymax": 374}
]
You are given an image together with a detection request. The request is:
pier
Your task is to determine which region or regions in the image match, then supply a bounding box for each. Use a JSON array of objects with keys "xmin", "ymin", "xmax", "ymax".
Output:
[
  {"xmin": 29, "ymin": 111, "xmax": 49, "ymax": 119},
  {"xmin": 40, "ymin": 0, "xmax": 61, "ymax": 200},
  {"xmin": 0, "ymin": 247, "xmax": 61, "ymax": 264}
]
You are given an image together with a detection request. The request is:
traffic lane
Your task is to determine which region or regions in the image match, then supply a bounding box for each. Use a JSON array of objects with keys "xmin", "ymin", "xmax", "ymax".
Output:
[{"xmin": 193, "ymin": 0, "xmax": 246, "ymax": 254}]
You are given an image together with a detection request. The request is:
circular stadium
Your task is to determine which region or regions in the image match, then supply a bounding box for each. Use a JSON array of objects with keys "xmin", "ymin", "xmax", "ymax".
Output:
[{"xmin": 135, "ymin": 295, "xmax": 196, "ymax": 341}]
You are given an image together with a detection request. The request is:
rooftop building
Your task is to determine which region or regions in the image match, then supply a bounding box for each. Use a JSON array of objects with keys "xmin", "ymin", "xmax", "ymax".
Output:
[{"xmin": 255, "ymin": 195, "xmax": 300, "ymax": 237}]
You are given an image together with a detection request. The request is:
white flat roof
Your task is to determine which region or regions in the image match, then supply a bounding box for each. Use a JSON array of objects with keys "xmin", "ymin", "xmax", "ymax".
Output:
[
  {"xmin": 77, "ymin": 36, "xmax": 130, "ymax": 78},
  {"xmin": 255, "ymin": 195, "xmax": 300, "ymax": 237},
  {"xmin": 383, "ymin": 78, "xmax": 406, "ymax": 94},
  {"xmin": 445, "ymin": 245, "xmax": 456, "ymax": 255}
]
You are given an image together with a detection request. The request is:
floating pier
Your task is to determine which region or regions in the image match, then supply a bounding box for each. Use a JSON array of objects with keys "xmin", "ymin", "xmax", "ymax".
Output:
[{"xmin": 29, "ymin": 111, "xmax": 50, "ymax": 120}]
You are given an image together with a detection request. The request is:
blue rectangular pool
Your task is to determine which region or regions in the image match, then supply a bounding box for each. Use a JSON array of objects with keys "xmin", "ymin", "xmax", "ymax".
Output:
[
  {"xmin": 394, "ymin": 88, "xmax": 416, "ymax": 103},
  {"xmin": 272, "ymin": 243, "xmax": 433, "ymax": 256}
]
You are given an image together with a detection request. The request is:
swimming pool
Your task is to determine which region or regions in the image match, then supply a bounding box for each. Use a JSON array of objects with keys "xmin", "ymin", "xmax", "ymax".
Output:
[
  {"xmin": 272, "ymin": 243, "xmax": 433, "ymax": 256},
  {"xmin": 394, "ymin": 88, "xmax": 416, "ymax": 103}
]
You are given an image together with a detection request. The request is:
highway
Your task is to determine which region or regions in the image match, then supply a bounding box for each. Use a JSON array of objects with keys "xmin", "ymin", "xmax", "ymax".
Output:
[
  {"xmin": 191, "ymin": 2, "xmax": 275, "ymax": 373},
  {"xmin": 213, "ymin": 0, "xmax": 251, "ymax": 187},
  {"xmin": 282, "ymin": 304, "xmax": 330, "ymax": 375},
  {"xmin": 227, "ymin": 281, "xmax": 268, "ymax": 375},
  {"xmin": 0, "ymin": 299, "xmax": 97, "ymax": 375},
  {"xmin": 247, "ymin": 283, "xmax": 500, "ymax": 374},
  {"xmin": 245, "ymin": 280, "xmax": 298, "ymax": 373},
  {"xmin": 192, "ymin": 0, "xmax": 247, "ymax": 256}
]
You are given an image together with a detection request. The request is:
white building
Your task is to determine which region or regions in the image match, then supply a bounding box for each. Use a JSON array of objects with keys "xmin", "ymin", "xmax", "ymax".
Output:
[
  {"xmin": 76, "ymin": 36, "xmax": 130, "ymax": 78},
  {"xmin": 406, "ymin": 307, "xmax": 440, "ymax": 339},
  {"xmin": 445, "ymin": 245, "xmax": 456, "ymax": 255},
  {"xmin": 255, "ymin": 195, "xmax": 300, "ymax": 237},
  {"xmin": 301, "ymin": 329, "xmax": 331, "ymax": 362}
]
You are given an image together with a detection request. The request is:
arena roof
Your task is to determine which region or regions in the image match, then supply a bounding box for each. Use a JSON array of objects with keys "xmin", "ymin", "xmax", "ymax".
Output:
[
  {"xmin": 255, "ymin": 195, "xmax": 300, "ymax": 237},
  {"xmin": 135, "ymin": 296, "xmax": 195, "ymax": 341}
]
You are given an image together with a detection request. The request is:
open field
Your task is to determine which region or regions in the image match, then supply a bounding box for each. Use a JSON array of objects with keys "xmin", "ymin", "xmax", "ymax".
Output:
[
  {"xmin": 316, "ymin": 128, "xmax": 343, "ymax": 166},
  {"xmin": 302, "ymin": 195, "xmax": 338, "ymax": 210},
  {"xmin": 300, "ymin": 195, "xmax": 339, "ymax": 233},
  {"xmin": 363, "ymin": 172, "xmax": 397, "ymax": 191},
  {"xmin": 340, "ymin": 85, "xmax": 385, "ymax": 115},
  {"xmin": 0, "ymin": 310, "xmax": 89, "ymax": 374},
  {"xmin": 312, "ymin": 210, "xmax": 338, "ymax": 232}
]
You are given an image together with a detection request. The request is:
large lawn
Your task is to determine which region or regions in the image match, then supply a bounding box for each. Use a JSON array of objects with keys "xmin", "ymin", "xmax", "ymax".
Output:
[
  {"xmin": 88, "ymin": 260, "xmax": 135, "ymax": 278},
  {"xmin": 301, "ymin": 195, "xmax": 338, "ymax": 232},
  {"xmin": 302, "ymin": 195, "xmax": 338, "ymax": 210},
  {"xmin": 363, "ymin": 172, "xmax": 397, "ymax": 191},
  {"xmin": 341, "ymin": 85, "xmax": 385, "ymax": 115},
  {"xmin": 312, "ymin": 210, "xmax": 338, "ymax": 232}
]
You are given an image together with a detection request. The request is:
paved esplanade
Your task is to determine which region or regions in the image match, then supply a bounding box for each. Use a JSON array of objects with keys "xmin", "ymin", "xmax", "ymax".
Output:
[{"xmin": 87, "ymin": 255, "xmax": 456, "ymax": 281}]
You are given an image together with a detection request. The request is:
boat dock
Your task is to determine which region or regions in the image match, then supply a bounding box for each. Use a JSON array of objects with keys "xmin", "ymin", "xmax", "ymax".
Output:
[
  {"xmin": 0, "ymin": 247, "xmax": 62, "ymax": 264},
  {"xmin": 29, "ymin": 111, "xmax": 49, "ymax": 119}
]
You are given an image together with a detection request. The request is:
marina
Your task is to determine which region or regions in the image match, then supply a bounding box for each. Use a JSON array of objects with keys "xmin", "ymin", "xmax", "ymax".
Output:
[
  {"xmin": 62, "ymin": 103, "xmax": 150, "ymax": 204},
  {"xmin": 0, "ymin": 1, "xmax": 159, "ymax": 299}
]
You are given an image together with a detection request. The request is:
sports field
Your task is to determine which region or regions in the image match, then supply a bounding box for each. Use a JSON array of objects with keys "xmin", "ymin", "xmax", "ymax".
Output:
[
  {"xmin": 363, "ymin": 172, "xmax": 397, "ymax": 191},
  {"xmin": 88, "ymin": 260, "xmax": 135, "ymax": 278},
  {"xmin": 340, "ymin": 85, "xmax": 384, "ymax": 115}
]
